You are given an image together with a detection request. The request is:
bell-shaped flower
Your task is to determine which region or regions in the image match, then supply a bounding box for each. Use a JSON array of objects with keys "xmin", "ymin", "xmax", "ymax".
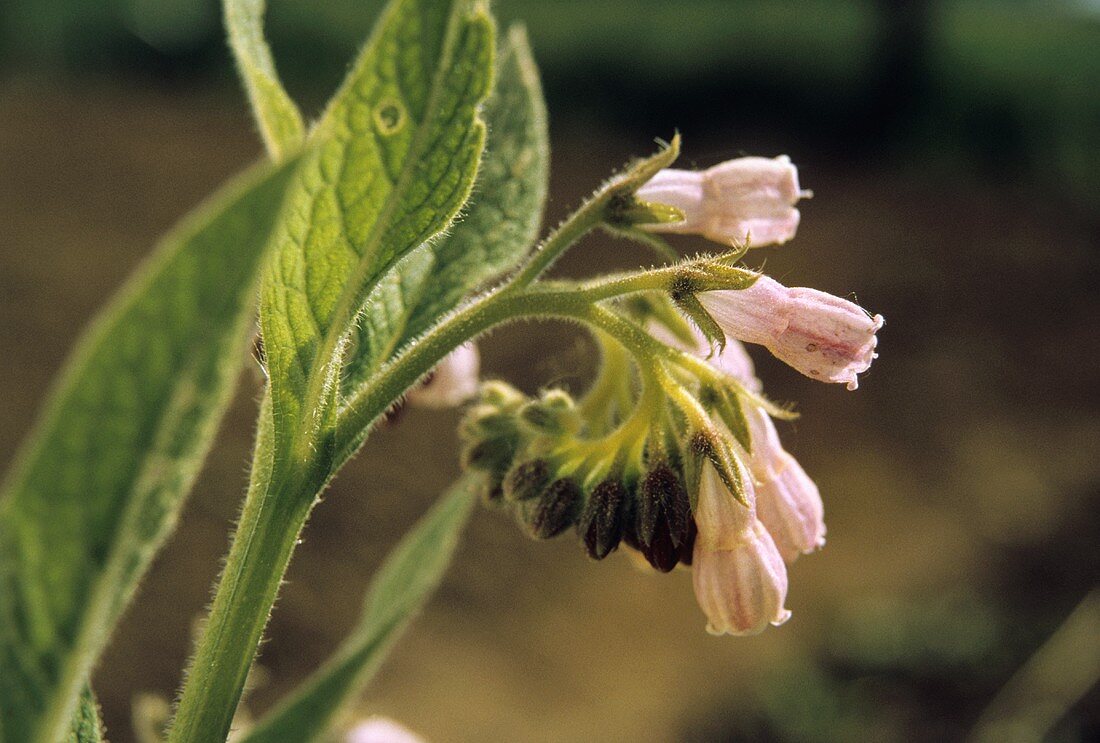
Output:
[
  {"xmin": 745, "ymin": 407, "xmax": 825, "ymax": 562},
  {"xmin": 698, "ymin": 276, "xmax": 883, "ymax": 390},
  {"xmin": 648, "ymin": 319, "xmax": 826, "ymax": 561},
  {"xmin": 636, "ymin": 155, "xmax": 809, "ymax": 247},
  {"xmin": 406, "ymin": 343, "xmax": 480, "ymax": 408},
  {"xmin": 691, "ymin": 459, "xmax": 791, "ymax": 635}
]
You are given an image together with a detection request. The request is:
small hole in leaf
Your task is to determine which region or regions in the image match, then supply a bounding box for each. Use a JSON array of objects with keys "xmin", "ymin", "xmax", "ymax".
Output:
[{"xmin": 374, "ymin": 99, "xmax": 406, "ymax": 136}]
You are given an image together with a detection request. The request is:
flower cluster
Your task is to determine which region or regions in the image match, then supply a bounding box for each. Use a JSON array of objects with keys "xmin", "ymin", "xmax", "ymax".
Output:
[{"xmin": 425, "ymin": 154, "xmax": 881, "ymax": 635}]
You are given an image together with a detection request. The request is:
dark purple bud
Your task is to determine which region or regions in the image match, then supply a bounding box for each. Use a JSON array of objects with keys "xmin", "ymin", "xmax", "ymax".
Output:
[
  {"xmin": 503, "ymin": 459, "xmax": 550, "ymax": 502},
  {"xmin": 640, "ymin": 512, "xmax": 680, "ymax": 573},
  {"xmin": 578, "ymin": 479, "xmax": 627, "ymax": 560},
  {"xmin": 637, "ymin": 463, "xmax": 692, "ymax": 549},
  {"xmin": 677, "ymin": 519, "xmax": 698, "ymax": 567},
  {"xmin": 526, "ymin": 478, "xmax": 582, "ymax": 539}
]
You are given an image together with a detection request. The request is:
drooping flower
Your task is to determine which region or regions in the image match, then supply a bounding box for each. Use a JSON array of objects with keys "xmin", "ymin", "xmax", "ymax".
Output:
[
  {"xmin": 636, "ymin": 155, "xmax": 809, "ymax": 247},
  {"xmin": 744, "ymin": 407, "xmax": 825, "ymax": 562},
  {"xmin": 698, "ymin": 275, "xmax": 883, "ymax": 390},
  {"xmin": 691, "ymin": 459, "xmax": 791, "ymax": 636},
  {"xmin": 406, "ymin": 343, "xmax": 480, "ymax": 408},
  {"xmin": 647, "ymin": 320, "xmax": 826, "ymax": 562}
]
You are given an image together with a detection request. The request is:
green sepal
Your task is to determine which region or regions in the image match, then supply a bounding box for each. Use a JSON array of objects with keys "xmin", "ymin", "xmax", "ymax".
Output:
[
  {"xmin": 715, "ymin": 390, "xmax": 753, "ymax": 454},
  {"xmin": 672, "ymin": 291, "xmax": 726, "ymax": 355},
  {"xmin": 687, "ymin": 430, "xmax": 749, "ymax": 508},
  {"xmin": 614, "ymin": 198, "xmax": 685, "ymax": 227}
]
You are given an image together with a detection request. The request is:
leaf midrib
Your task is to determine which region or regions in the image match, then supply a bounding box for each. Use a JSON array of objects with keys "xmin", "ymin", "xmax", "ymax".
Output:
[{"xmin": 291, "ymin": 0, "xmax": 476, "ymax": 458}]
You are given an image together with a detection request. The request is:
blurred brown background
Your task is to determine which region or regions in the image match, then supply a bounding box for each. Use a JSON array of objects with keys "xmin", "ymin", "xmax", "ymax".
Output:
[{"xmin": 1, "ymin": 1, "xmax": 1098, "ymax": 741}]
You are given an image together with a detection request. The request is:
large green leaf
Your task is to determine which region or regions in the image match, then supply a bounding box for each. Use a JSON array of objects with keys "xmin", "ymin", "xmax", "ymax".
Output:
[
  {"xmin": 260, "ymin": 0, "xmax": 494, "ymax": 466},
  {"xmin": 239, "ymin": 475, "xmax": 479, "ymax": 743},
  {"xmin": 342, "ymin": 24, "xmax": 550, "ymax": 391},
  {"xmin": 0, "ymin": 158, "xmax": 300, "ymax": 743},
  {"xmin": 224, "ymin": 0, "xmax": 306, "ymax": 161}
]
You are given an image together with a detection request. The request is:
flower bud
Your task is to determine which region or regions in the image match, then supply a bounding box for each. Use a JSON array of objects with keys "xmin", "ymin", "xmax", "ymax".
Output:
[
  {"xmin": 460, "ymin": 437, "xmax": 515, "ymax": 475},
  {"xmin": 518, "ymin": 391, "xmax": 578, "ymax": 434},
  {"xmin": 523, "ymin": 478, "xmax": 582, "ymax": 539},
  {"xmin": 479, "ymin": 380, "xmax": 526, "ymax": 408},
  {"xmin": 503, "ymin": 459, "xmax": 550, "ymax": 503},
  {"xmin": 407, "ymin": 343, "xmax": 480, "ymax": 408},
  {"xmin": 698, "ymin": 275, "xmax": 883, "ymax": 390},
  {"xmin": 637, "ymin": 463, "xmax": 692, "ymax": 573},
  {"xmin": 636, "ymin": 156, "xmax": 808, "ymax": 247},
  {"xmin": 578, "ymin": 479, "xmax": 627, "ymax": 560}
]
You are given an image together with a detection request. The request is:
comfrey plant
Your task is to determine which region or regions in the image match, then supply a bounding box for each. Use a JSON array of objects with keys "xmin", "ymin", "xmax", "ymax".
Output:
[{"xmin": 0, "ymin": 1, "xmax": 881, "ymax": 741}]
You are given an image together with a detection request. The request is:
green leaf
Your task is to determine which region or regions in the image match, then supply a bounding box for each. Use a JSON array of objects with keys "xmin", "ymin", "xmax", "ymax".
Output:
[
  {"xmin": 0, "ymin": 157, "xmax": 300, "ymax": 743},
  {"xmin": 260, "ymin": 0, "xmax": 494, "ymax": 469},
  {"xmin": 342, "ymin": 24, "xmax": 550, "ymax": 391},
  {"xmin": 238, "ymin": 475, "xmax": 479, "ymax": 743},
  {"xmin": 224, "ymin": 0, "xmax": 306, "ymax": 160}
]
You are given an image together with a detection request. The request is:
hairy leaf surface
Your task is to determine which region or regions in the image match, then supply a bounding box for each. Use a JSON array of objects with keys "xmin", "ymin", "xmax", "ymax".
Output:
[
  {"xmin": 260, "ymin": 0, "xmax": 494, "ymax": 464},
  {"xmin": 342, "ymin": 24, "xmax": 550, "ymax": 391},
  {"xmin": 0, "ymin": 159, "xmax": 299, "ymax": 743}
]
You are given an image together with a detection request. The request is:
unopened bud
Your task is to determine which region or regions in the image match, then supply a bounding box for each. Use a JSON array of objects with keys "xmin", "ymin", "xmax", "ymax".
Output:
[
  {"xmin": 524, "ymin": 478, "xmax": 582, "ymax": 539},
  {"xmin": 636, "ymin": 464, "xmax": 692, "ymax": 572},
  {"xmin": 503, "ymin": 459, "xmax": 551, "ymax": 502},
  {"xmin": 518, "ymin": 402, "xmax": 562, "ymax": 433},
  {"xmin": 578, "ymin": 479, "xmax": 627, "ymax": 560},
  {"xmin": 460, "ymin": 437, "xmax": 514, "ymax": 475},
  {"xmin": 479, "ymin": 380, "xmax": 526, "ymax": 408},
  {"xmin": 460, "ymin": 405, "xmax": 516, "ymax": 440}
]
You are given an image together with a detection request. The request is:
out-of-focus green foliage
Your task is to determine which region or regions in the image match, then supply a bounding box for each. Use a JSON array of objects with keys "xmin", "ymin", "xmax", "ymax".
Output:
[
  {"xmin": 239, "ymin": 474, "xmax": 478, "ymax": 743},
  {"xmin": 3, "ymin": 1, "xmax": 1095, "ymax": 205},
  {"xmin": 0, "ymin": 157, "xmax": 300, "ymax": 743},
  {"xmin": 223, "ymin": 0, "xmax": 305, "ymax": 160}
]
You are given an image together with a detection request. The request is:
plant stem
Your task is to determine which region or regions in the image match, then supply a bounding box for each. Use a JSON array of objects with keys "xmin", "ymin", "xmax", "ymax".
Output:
[
  {"xmin": 168, "ymin": 398, "xmax": 324, "ymax": 743},
  {"xmin": 506, "ymin": 189, "xmax": 612, "ymax": 290}
]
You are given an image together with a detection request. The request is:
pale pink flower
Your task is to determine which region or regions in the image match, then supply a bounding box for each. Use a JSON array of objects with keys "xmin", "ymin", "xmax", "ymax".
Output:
[
  {"xmin": 406, "ymin": 343, "xmax": 480, "ymax": 409},
  {"xmin": 698, "ymin": 275, "xmax": 883, "ymax": 390},
  {"xmin": 692, "ymin": 460, "xmax": 791, "ymax": 635},
  {"xmin": 346, "ymin": 717, "xmax": 425, "ymax": 743},
  {"xmin": 745, "ymin": 407, "xmax": 825, "ymax": 562},
  {"xmin": 636, "ymin": 155, "xmax": 809, "ymax": 246}
]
